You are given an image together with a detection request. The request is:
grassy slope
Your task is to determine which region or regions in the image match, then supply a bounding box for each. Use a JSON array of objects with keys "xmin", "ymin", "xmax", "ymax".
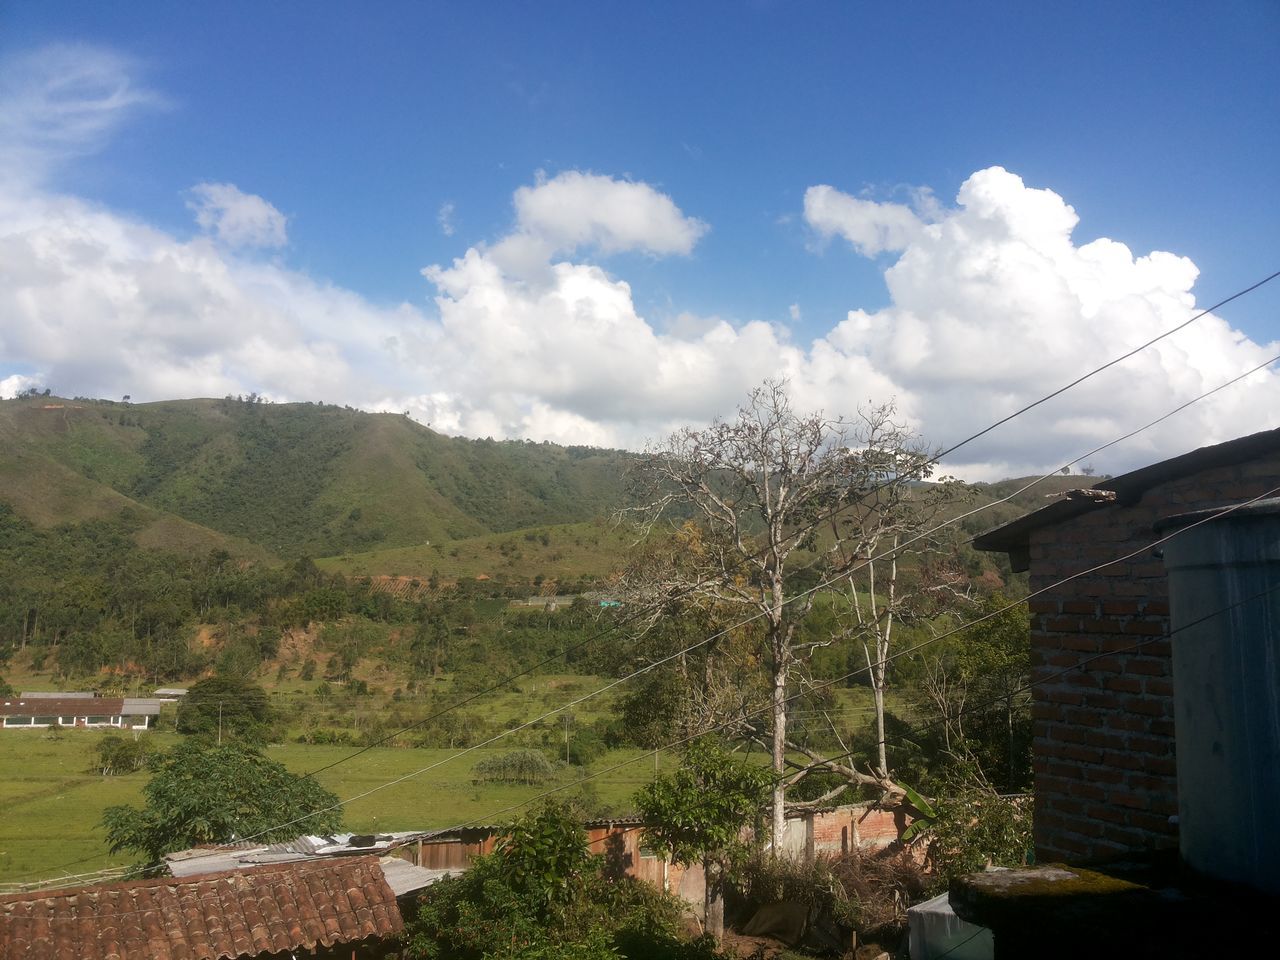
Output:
[
  {"xmin": 0, "ymin": 396, "xmax": 630, "ymax": 560},
  {"xmin": 0, "ymin": 401, "xmax": 269, "ymax": 559},
  {"xmin": 317, "ymin": 520, "xmax": 635, "ymax": 581}
]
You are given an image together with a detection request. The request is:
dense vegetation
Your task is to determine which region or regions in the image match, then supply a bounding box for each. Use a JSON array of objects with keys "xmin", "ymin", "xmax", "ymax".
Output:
[{"xmin": 406, "ymin": 803, "xmax": 727, "ymax": 960}]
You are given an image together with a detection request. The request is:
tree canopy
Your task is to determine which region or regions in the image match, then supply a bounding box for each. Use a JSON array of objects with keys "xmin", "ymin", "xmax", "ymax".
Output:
[
  {"xmin": 634, "ymin": 739, "xmax": 771, "ymax": 937},
  {"xmin": 101, "ymin": 740, "xmax": 343, "ymax": 864},
  {"xmin": 405, "ymin": 802, "xmax": 725, "ymax": 960},
  {"xmin": 176, "ymin": 675, "xmax": 273, "ymax": 740}
]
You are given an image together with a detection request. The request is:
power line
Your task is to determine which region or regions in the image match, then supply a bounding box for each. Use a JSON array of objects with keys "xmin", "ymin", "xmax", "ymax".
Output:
[
  {"xmin": 9, "ymin": 276, "xmax": 1278, "ymax": 889},
  {"xmin": 437, "ymin": 483, "xmax": 1280, "ymax": 833},
  {"xmin": 294, "ymin": 268, "xmax": 1280, "ymax": 780},
  {"xmin": 12, "ymin": 483, "xmax": 1280, "ymax": 906}
]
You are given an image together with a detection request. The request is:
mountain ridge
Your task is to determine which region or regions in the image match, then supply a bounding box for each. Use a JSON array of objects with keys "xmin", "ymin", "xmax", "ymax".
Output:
[{"xmin": 0, "ymin": 395, "xmax": 632, "ymax": 560}]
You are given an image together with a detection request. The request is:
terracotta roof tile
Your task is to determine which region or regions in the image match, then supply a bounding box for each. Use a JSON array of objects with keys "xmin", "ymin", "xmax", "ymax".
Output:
[{"xmin": 0, "ymin": 857, "xmax": 403, "ymax": 960}]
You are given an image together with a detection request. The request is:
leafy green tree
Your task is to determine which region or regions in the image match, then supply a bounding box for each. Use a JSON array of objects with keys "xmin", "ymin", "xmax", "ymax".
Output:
[
  {"xmin": 176, "ymin": 675, "xmax": 272, "ymax": 741},
  {"xmin": 93, "ymin": 734, "xmax": 153, "ymax": 776},
  {"xmin": 406, "ymin": 802, "xmax": 723, "ymax": 960},
  {"xmin": 917, "ymin": 595, "xmax": 1032, "ymax": 791},
  {"xmin": 901, "ymin": 765, "xmax": 1034, "ymax": 891},
  {"xmin": 101, "ymin": 740, "xmax": 343, "ymax": 864},
  {"xmin": 634, "ymin": 739, "xmax": 772, "ymax": 939}
]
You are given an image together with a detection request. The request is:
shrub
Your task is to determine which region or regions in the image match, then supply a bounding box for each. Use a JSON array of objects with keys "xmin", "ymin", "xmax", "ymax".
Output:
[
  {"xmin": 405, "ymin": 803, "xmax": 727, "ymax": 960},
  {"xmin": 915, "ymin": 776, "xmax": 1034, "ymax": 889},
  {"xmin": 94, "ymin": 734, "xmax": 153, "ymax": 776},
  {"xmin": 472, "ymin": 749, "xmax": 560, "ymax": 785},
  {"xmin": 567, "ymin": 729, "xmax": 606, "ymax": 767}
]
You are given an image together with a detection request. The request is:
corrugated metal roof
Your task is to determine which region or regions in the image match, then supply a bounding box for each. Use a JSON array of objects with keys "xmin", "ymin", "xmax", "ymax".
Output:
[
  {"xmin": 0, "ymin": 857, "xmax": 403, "ymax": 960},
  {"xmin": 972, "ymin": 426, "xmax": 1280, "ymax": 563},
  {"xmin": 119, "ymin": 699, "xmax": 165, "ymax": 716},
  {"xmin": 164, "ymin": 832, "xmax": 437, "ymax": 878},
  {"xmin": 377, "ymin": 857, "xmax": 450, "ymax": 897}
]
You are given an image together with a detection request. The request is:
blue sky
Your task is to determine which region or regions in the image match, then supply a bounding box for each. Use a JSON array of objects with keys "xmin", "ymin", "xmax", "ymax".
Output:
[{"xmin": 1, "ymin": 1, "xmax": 1278, "ymax": 477}]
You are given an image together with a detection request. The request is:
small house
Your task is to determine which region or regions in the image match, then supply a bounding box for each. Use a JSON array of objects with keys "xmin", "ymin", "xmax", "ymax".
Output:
[{"xmin": 0, "ymin": 696, "xmax": 161, "ymax": 731}]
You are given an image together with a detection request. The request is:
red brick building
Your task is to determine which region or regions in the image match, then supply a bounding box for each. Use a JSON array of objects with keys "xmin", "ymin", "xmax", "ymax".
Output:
[{"xmin": 974, "ymin": 427, "xmax": 1280, "ymax": 863}]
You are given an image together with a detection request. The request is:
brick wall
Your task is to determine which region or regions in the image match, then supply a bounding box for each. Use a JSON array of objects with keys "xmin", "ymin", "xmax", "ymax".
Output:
[
  {"xmin": 1027, "ymin": 456, "xmax": 1280, "ymax": 863},
  {"xmin": 806, "ymin": 805, "xmax": 909, "ymax": 856}
]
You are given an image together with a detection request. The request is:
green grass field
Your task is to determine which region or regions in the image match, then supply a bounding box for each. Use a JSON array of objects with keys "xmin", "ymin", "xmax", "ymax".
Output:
[{"xmin": 0, "ymin": 731, "xmax": 664, "ymax": 888}]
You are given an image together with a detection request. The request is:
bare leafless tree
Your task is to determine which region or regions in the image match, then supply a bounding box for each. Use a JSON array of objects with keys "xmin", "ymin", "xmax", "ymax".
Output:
[{"xmin": 621, "ymin": 380, "xmax": 959, "ymax": 847}]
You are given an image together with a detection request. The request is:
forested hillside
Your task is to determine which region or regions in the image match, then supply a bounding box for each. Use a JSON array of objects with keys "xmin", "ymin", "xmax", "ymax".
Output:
[
  {"xmin": 0, "ymin": 391, "xmax": 1086, "ymax": 689},
  {"xmin": 0, "ymin": 395, "xmax": 630, "ymax": 557}
]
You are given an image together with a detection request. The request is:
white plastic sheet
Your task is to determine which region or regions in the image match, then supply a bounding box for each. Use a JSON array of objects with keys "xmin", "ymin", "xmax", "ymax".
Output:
[{"xmin": 906, "ymin": 892, "xmax": 994, "ymax": 960}]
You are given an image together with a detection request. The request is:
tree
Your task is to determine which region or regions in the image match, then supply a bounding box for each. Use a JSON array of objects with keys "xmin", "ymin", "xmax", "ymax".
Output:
[
  {"xmin": 94, "ymin": 734, "xmax": 152, "ymax": 776},
  {"xmin": 406, "ymin": 802, "xmax": 720, "ymax": 960},
  {"xmin": 176, "ymin": 675, "xmax": 272, "ymax": 741},
  {"xmin": 101, "ymin": 740, "xmax": 343, "ymax": 864},
  {"xmin": 624, "ymin": 381, "xmax": 950, "ymax": 845},
  {"xmin": 634, "ymin": 738, "xmax": 771, "ymax": 939},
  {"xmin": 825, "ymin": 454, "xmax": 967, "ymax": 782},
  {"xmin": 917, "ymin": 595, "xmax": 1032, "ymax": 791}
]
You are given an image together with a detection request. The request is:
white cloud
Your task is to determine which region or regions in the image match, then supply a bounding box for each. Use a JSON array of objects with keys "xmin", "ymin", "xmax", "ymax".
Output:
[
  {"xmin": 510, "ymin": 170, "xmax": 708, "ymax": 257},
  {"xmin": 437, "ymin": 201, "xmax": 456, "ymax": 237},
  {"xmin": 806, "ymin": 167, "xmax": 1280, "ymax": 475},
  {"xmin": 804, "ymin": 184, "xmax": 927, "ymax": 256},
  {"xmin": 3, "ymin": 43, "xmax": 1278, "ymax": 481},
  {"xmin": 0, "ymin": 44, "xmax": 159, "ymax": 184},
  {"xmin": 188, "ymin": 182, "xmax": 288, "ymax": 248},
  {"xmin": 0, "ymin": 188, "xmax": 413, "ymax": 408},
  {"xmin": 1, "ymin": 374, "xmax": 41, "ymax": 399}
]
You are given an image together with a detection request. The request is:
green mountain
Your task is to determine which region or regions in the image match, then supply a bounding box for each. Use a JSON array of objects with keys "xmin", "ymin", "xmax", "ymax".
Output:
[{"xmin": 0, "ymin": 395, "xmax": 631, "ymax": 559}]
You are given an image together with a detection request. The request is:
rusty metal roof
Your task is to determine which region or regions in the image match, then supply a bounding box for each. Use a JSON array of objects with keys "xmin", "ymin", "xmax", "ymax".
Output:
[
  {"xmin": 0, "ymin": 857, "xmax": 404, "ymax": 960},
  {"xmin": 0, "ymin": 698, "xmax": 125, "ymax": 717}
]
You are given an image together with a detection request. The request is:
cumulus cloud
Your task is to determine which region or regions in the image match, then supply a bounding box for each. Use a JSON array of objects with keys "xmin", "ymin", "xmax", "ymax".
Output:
[
  {"xmin": 491, "ymin": 170, "xmax": 708, "ymax": 273},
  {"xmin": 1, "ymin": 374, "xmax": 41, "ymax": 399},
  {"xmin": 3, "ymin": 43, "xmax": 1278, "ymax": 480},
  {"xmin": 804, "ymin": 184, "xmax": 928, "ymax": 256},
  {"xmin": 188, "ymin": 182, "xmax": 288, "ymax": 248},
  {"xmin": 0, "ymin": 190, "xmax": 412, "ymax": 406},
  {"xmin": 805, "ymin": 167, "xmax": 1280, "ymax": 475}
]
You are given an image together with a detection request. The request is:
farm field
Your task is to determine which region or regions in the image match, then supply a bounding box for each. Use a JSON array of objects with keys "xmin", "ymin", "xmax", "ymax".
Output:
[
  {"xmin": 0, "ymin": 675, "xmax": 890, "ymax": 888},
  {"xmin": 0, "ymin": 731, "xmax": 665, "ymax": 887}
]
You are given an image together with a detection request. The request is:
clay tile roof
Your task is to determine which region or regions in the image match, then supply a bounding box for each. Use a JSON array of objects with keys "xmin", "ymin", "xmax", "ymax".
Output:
[{"xmin": 0, "ymin": 857, "xmax": 403, "ymax": 960}]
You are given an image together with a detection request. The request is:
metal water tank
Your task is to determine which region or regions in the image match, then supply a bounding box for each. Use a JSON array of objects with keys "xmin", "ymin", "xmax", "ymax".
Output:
[{"xmin": 1157, "ymin": 498, "xmax": 1280, "ymax": 894}]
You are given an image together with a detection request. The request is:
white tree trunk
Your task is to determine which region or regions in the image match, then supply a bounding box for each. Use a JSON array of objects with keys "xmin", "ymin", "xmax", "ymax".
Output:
[{"xmin": 771, "ymin": 653, "xmax": 787, "ymax": 853}]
